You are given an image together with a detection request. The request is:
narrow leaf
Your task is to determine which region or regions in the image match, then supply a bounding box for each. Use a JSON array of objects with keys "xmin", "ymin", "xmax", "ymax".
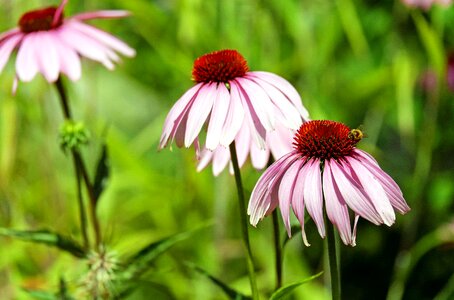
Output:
[
  {"xmin": 184, "ymin": 262, "xmax": 251, "ymax": 300},
  {"xmin": 270, "ymin": 271, "xmax": 323, "ymax": 300},
  {"xmin": 93, "ymin": 144, "xmax": 110, "ymax": 202},
  {"xmin": 121, "ymin": 222, "xmax": 212, "ymax": 279},
  {"xmin": 0, "ymin": 228, "xmax": 86, "ymax": 258}
]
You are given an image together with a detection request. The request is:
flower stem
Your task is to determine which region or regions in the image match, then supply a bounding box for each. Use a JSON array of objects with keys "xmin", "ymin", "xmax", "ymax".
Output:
[
  {"xmin": 73, "ymin": 156, "xmax": 89, "ymax": 250},
  {"xmin": 229, "ymin": 142, "xmax": 259, "ymax": 300},
  {"xmin": 326, "ymin": 219, "xmax": 341, "ymax": 300},
  {"xmin": 54, "ymin": 77, "xmax": 102, "ymax": 250},
  {"xmin": 272, "ymin": 210, "xmax": 283, "ymax": 290}
]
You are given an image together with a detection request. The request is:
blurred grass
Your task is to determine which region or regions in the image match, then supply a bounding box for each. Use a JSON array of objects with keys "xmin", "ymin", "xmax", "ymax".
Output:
[{"xmin": 0, "ymin": 0, "xmax": 454, "ymax": 299}]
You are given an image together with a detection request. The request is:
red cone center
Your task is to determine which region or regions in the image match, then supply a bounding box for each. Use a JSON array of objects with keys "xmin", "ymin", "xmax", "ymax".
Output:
[
  {"xmin": 293, "ymin": 120, "xmax": 361, "ymax": 160},
  {"xmin": 19, "ymin": 7, "xmax": 63, "ymax": 33},
  {"xmin": 192, "ymin": 49, "xmax": 249, "ymax": 83}
]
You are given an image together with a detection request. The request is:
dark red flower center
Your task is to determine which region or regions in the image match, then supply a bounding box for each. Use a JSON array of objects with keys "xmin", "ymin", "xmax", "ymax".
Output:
[
  {"xmin": 19, "ymin": 7, "xmax": 63, "ymax": 33},
  {"xmin": 293, "ymin": 120, "xmax": 362, "ymax": 160},
  {"xmin": 192, "ymin": 49, "xmax": 249, "ymax": 83}
]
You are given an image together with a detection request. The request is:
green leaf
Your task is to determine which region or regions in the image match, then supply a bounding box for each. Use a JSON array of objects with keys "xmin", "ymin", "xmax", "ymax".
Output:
[
  {"xmin": 270, "ymin": 271, "xmax": 324, "ymax": 300},
  {"xmin": 121, "ymin": 222, "xmax": 212, "ymax": 279},
  {"xmin": 93, "ymin": 144, "xmax": 110, "ymax": 202},
  {"xmin": 184, "ymin": 262, "xmax": 251, "ymax": 300},
  {"xmin": 0, "ymin": 228, "xmax": 86, "ymax": 258}
]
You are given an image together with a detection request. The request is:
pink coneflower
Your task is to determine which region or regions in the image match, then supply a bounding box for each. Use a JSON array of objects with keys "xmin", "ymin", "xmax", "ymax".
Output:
[
  {"xmin": 0, "ymin": 0, "xmax": 135, "ymax": 88},
  {"xmin": 159, "ymin": 49, "xmax": 309, "ymax": 160},
  {"xmin": 401, "ymin": 0, "xmax": 452, "ymax": 9},
  {"xmin": 248, "ymin": 120, "xmax": 410, "ymax": 246}
]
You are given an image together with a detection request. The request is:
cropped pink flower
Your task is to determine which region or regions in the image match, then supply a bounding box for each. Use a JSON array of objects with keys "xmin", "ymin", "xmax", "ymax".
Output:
[
  {"xmin": 402, "ymin": 0, "xmax": 452, "ymax": 9},
  {"xmin": 0, "ymin": 0, "xmax": 135, "ymax": 88},
  {"xmin": 159, "ymin": 49, "xmax": 309, "ymax": 172},
  {"xmin": 248, "ymin": 120, "xmax": 410, "ymax": 246}
]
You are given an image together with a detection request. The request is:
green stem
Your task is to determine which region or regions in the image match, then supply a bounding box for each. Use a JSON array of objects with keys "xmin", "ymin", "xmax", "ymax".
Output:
[
  {"xmin": 54, "ymin": 77, "xmax": 102, "ymax": 250},
  {"xmin": 272, "ymin": 210, "xmax": 283, "ymax": 290},
  {"xmin": 73, "ymin": 156, "xmax": 89, "ymax": 250},
  {"xmin": 326, "ymin": 219, "xmax": 341, "ymax": 300},
  {"xmin": 229, "ymin": 142, "xmax": 259, "ymax": 300}
]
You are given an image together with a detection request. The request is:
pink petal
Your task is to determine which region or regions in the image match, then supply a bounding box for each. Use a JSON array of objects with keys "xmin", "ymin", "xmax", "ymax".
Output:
[
  {"xmin": 206, "ymin": 84, "xmax": 230, "ymax": 150},
  {"xmin": 220, "ymin": 82, "xmax": 245, "ymax": 147},
  {"xmin": 15, "ymin": 34, "xmax": 39, "ymax": 82},
  {"xmin": 267, "ymin": 124, "xmax": 295, "ymax": 160},
  {"xmin": 197, "ymin": 148, "xmax": 213, "ymax": 172},
  {"xmin": 248, "ymin": 71, "xmax": 309, "ymax": 120},
  {"xmin": 248, "ymin": 151, "xmax": 298, "ymax": 225},
  {"xmin": 33, "ymin": 32, "xmax": 60, "ymax": 82},
  {"xmin": 278, "ymin": 158, "xmax": 304, "ymax": 236},
  {"xmin": 346, "ymin": 157, "xmax": 396, "ymax": 226},
  {"xmin": 0, "ymin": 33, "xmax": 23, "ymax": 73},
  {"xmin": 353, "ymin": 150, "xmax": 410, "ymax": 214},
  {"xmin": 53, "ymin": 0, "xmax": 68, "ymax": 27},
  {"xmin": 159, "ymin": 83, "xmax": 203, "ymax": 149},
  {"xmin": 303, "ymin": 159, "xmax": 325, "ymax": 238},
  {"xmin": 71, "ymin": 10, "xmax": 131, "ymax": 21},
  {"xmin": 0, "ymin": 28, "xmax": 21, "ymax": 44},
  {"xmin": 236, "ymin": 77, "xmax": 276, "ymax": 131},
  {"xmin": 250, "ymin": 142, "xmax": 270, "ymax": 170},
  {"xmin": 51, "ymin": 34, "xmax": 81, "ymax": 81},
  {"xmin": 323, "ymin": 160, "xmax": 353, "ymax": 246},
  {"xmin": 234, "ymin": 124, "xmax": 251, "ymax": 168},
  {"xmin": 212, "ymin": 146, "xmax": 230, "ymax": 176},
  {"xmin": 291, "ymin": 158, "xmax": 312, "ymax": 246},
  {"xmin": 234, "ymin": 80, "xmax": 267, "ymax": 149},
  {"xmin": 330, "ymin": 159, "xmax": 382, "ymax": 225},
  {"xmin": 247, "ymin": 74, "xmax": 303, "ymax": 129},
  {"xmin": 66, "ymin": 21, "xmax": 135, "ymax": 57},
  {"xmin": 57, "ymin": 25, "xmax": 114, "ymax": 69},
  {"xmin": 352, "ymin": 214, "xmax": 360, "ymax": 246},
  {"xmin": 184, "ymin": 83, "xmax": 216, "ymax": 147}
]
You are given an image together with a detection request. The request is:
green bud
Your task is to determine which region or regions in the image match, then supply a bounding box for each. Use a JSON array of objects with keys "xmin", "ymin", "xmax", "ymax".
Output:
[{"xmin": 59, "ymin": 121, "xmax": 90, "ymax": 152}]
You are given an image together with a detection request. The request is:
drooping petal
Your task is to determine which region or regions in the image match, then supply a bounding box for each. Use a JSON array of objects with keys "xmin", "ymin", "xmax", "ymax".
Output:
[
  {"xmin": 159, "ymin": 83, "xmax": 203, "ymax": 148},
  {"xmin": 247, "ymin": 74, "xmax": 303, "ymax": 129},
  {"xmin": 236, "ymin": 77, "xmax": 276, "ymax": 131},
  {"xmin": 34, "ymin": 32, "xmax": 60, "ymax": 82},
  {"xmin": 57, "ymin": 26, "xmax": 115, "ymax": 69},
  {"xmin": 248, "ymin": 151, "xmax": 297, "ymax": 225},
  {"xmin": 346, "ymin": 157, "xmax": 396, "ymax": 226},
  {"xmin": 16, "ymin": 34, "xmax": 39, "ymax": 82},
  {"xmin": 66, "ymin": 21, "xmax": 135, "ymax": 57},
  {"xmin": 250, "ymin": 142, "xmax": 270, "ymax": 170},
  {"xmin": 267, "ymin": 124, "xmax": 295, "ymax": 159},
  {"xmin": 220, "ymin": 82, "xmax": 245, "ymax": 147},
  {"xmin": 303, "ymin": 159, "xmax": 325, "ymax": 238},
  {"xmin": 353, "ymin": 150, "xmax": 410, "ymax": 214},
  {"xmin": 248, "ymin": 71, "xmax": 309, "ymax": 120},
  {"xmin": 184, "ymin": 83, "xmax": 216, "ymax": 147},
  {"xmin": 351, "ymin": 214, "xmax": 360, "ymax": 247},
  {"xmin": 330, "ymin": 159, "xmax": 382, "ymax": 225},
  {"xmin": 51, "ymin": 34, "xmax": 81, "ymax": 81},
  {"xmin": 71, "ymin": 10, "xmax": 131, "ymax": 21},
  {"xmin": 323, "ymin": 160, "xmax": 353, "ymax": 246},
  {"xmin": 0, "ymin": 33, "xmax": 23, "ymax": 73},
  {"xmin": 278, "ymin": 157, "xmax": 304, "ymax": 236},
  {"xmin": 212, "ymin": 146, "xmax": 230, "ymax": 176},
  {"xmin": 206, "ymin": 83, "xmax": 230, "ymax": 150},
  {"xmin": 291, "ymin": 158, "xmax": 312, "ymax": 246},
  {"xmin": 0, "ymin": 28, "xmax": 21, "ymax": 44},
  {"xmin": 235, "ymin": 124, "xmax": 251, "ymax": 168}
]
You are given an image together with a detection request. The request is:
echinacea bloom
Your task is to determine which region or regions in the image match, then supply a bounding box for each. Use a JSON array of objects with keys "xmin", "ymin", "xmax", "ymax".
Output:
[
  {"xmin": 401, "ymin": 0, "xmax": 452, "ymax": 9},
  {"xmin": 248, "ymin": 120, "xmax": 410, "ymax": 246},
  {"xmin": 0, "ymin": 0, "xmax": 135, "ymax": 89},
  {"xmin": 159, "ymin": 49, "xmax": 309, "ymax": 166}
]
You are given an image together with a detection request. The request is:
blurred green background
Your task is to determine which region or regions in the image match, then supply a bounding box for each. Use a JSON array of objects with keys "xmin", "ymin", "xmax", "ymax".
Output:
[{"xmin": 0, "ymin": 0, "xmax": 454, "ymax": 299}]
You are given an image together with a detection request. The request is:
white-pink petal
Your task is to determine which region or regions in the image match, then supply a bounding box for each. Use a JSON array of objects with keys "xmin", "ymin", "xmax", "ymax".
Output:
[
  {"xmin": 184, "ymin": 83, "xmax": 216, "ymax": 147},
  {"xmin": 71, "ymin": 10, "xmax": 131, "ymax": 21},
  {"xmin": 206, "ymin": 84, "xmax": 230, "ymax": 150},
  {"xmin": 220, "ymin": 82, "xmax": 245, "ymax": 147},
  {"xmin": 15, "ymin": 34, "xmax": 39, "ymax": 82},
  {"xmin": 0, "ymin": 33, "xmax": 23, "ymax": 73},
  {"xmin": 323, "ymin": 160, "xmax": 353, "ymax": 246},
  {"xmin": 303, "ymin": 159, "xmax": 325, "ymax": 238},
  {"xmin": 34, "ymin": 32, "xmax": 60, "ymax": 82}
]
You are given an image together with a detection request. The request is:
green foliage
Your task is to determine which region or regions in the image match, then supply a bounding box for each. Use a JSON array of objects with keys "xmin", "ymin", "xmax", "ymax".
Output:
[{"xmin": 270, "ymin": 271, "xmax": 324, "ymax": 300}]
